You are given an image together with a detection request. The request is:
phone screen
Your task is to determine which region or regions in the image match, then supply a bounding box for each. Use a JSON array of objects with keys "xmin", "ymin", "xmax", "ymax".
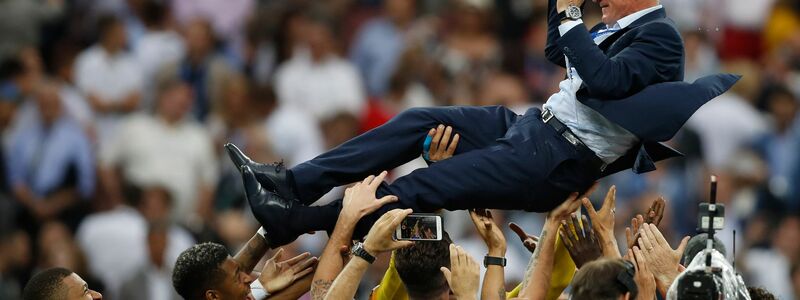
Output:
[{"xmin": 395, "ymin": 214, "xmax": 442, "ymax": 241}]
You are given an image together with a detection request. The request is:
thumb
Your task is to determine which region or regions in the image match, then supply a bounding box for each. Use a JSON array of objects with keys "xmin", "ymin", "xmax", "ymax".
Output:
[
  {"xmin": 393, "ymin": 240, "xmax": 415, "ymax": 250},
  {"xmin": 440, "ymin": 267, "xmax": 452, "ymax": 284},
  {"xmin": 271, "ymin": 248, "xmax": 285, "ymax": 261},
  {"xmin": 241, "ymin": 166, "xmax": 262, "ymax": 196},
  {"xmin": 377, "ymin": 195, "xmax": 398, "ymax": 205},
  {"xmin": 675, "ymin": 236, "xmax": 690, "ymax": 255}
]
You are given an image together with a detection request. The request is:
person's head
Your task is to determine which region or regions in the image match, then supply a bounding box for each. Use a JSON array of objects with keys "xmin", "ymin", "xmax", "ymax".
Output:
[
  {"xmin": 303, "ymin": 7, "xmax": 338, "ymax": 60},
  {"xmin": 139, "ymin": 185, "xmax": 174, "ymax": 223},
  {"xmin": 172, "ymin": 242, "xmax": 255, "ymax": 300},
  {"xmin": 772, "ymin": 215, "xmax": 800, "ymax": 263},
  {"xmin": 221, "ymin": 74, "xmax": 253, "ymax": 123},
  {"xmin": 97, "ymin": 15, "xmax": 126, "ymax": 53},
  {"xmin": 591, "ymin": 0, "xmax": 659, "ymax": 26},
  {"xmin": 156, "ymin": 78, "xmax": 194, "ymax": 123},
  {"xmin": 394, "ymin": 231, "xmax": 452, "ymax": 299},
  {"xmin": 763, "ymin": 85, "xmax": 798, "ymax": 132},
  {"xmin": 384, "ymin": 0, "xmax": 416, "ymax": 25},
  {"xmin": 147, "ymin": 222, "xmax": 169, "ymax": 268},
  {"xmin": 141, "ymin": 0, "xmax": 169, "ymax": 29},
  {"xmin": 682, "ymin": 233, "xmax": 727, "ymax": 266},
  {"xmin": 23, "ymin": 267, "xmax": 102, "ymax": 300},
  {"xmin": 184, "ymin": 18, "xmax": 216, "ymax": 60},
  {"xmin": 570, "ymin": 258, "xmax": 638, "ymax": 300},
  {"xmin": 34, "ymin": 81, "xmax": 63, "ymax": 126},
  {"xmin": 747, "ymin": 286, "xmax": 776, "ymax": 300}
]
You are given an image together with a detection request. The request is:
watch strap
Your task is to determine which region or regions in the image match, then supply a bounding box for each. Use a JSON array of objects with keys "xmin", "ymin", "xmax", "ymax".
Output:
[
  {"xmin": 484, "ymin": 255, "xmax": 507, "ymax": 267},
  {"xmin": 352, "ymin": 243, "xmax": 376, "ymax": 264}
]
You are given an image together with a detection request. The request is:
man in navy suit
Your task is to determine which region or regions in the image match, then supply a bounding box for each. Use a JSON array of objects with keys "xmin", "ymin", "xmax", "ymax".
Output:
[{"xmin": 227, "ymin": 0, "xmax": 740, "ymax": 247}]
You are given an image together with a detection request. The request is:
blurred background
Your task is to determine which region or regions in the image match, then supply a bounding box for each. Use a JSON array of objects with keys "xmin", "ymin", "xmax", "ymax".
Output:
[{"xmin": 0, "ymin": 0, "xmax": 799, "ymax": 299}]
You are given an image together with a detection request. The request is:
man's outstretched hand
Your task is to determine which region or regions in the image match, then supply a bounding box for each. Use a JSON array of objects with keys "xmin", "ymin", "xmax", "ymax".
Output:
[
  {"xmin": 469, "ymin": 209, "xmax": 506, "ymax": 256},
  {"xmin": 363, "ymin": 209, "xmax": 415, "ymax": 255},
  {"xmin": 339, "ymin": 171, "xmax": 398, "ymax": 222},
  {"xmin": 508, "ymin": 222, "xmax": 538, "ymax": 253},
  {"xmin": 560, "ymin": 214, "xmax": 602, "ymax": 268},
  {"xmin": 425, "ymin": 124, "xmax": 459, "ymax": 162},
  {"xmin": 260, "ymin": 248, "xmax": 319, "ymax": 294},
  {"xmin": 625, "ymin": 197, "xmax": 666, "ymax": 249}
]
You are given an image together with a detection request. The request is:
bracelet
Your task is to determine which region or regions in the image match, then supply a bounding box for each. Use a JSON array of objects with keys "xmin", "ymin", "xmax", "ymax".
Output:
[{"xmin": 483, "ymin": 255, "xmax": 507, "ymax": 267}]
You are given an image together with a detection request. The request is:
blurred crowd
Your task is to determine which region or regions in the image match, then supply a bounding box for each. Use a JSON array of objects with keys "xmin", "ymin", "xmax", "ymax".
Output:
[{"xmin": 1, "ymin": 0, "xmax": 800, "ymax": 299}]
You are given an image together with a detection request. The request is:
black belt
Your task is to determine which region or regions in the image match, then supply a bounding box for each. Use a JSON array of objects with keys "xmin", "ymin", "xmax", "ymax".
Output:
[{"xmin": 541, "ymin": 109, "xmax": 607, "ymax": 172}]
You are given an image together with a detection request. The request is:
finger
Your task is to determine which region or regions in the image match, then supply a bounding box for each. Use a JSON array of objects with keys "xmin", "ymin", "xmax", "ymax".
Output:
[
  {"xmin": 291, "ymin": 256, "xmax": 318, "ymax": 273},
  {"xmin": 581, "ymin": 215, "xmax": 594, "ymax": 237},
  {"xmin": 392, "ymin": 240, "xmax": 415, "ymax": 250},
  {"xmin": 371, "ymin": 171, "xmax": 388, "ymax": 189},
  {"xmin": 362, "ymin": 174, "xmax": 376, "ymax": 186},
  {"xmin": 390, "ymin": 209, "xmax": 414, "ymax": 228},
  {"xmin": 654, "ymin": 197, "xmax": 666, "ymax": 225},
  {"xmin": 455, "ymin": 245, "xmax": 465, "ymax": 265},
  {"xmin": 283, "ymin": 252, "xmax": 311, "ymax": 266},
  {"xmin": 509, "ymin": 222, "xmax": 529, "ymax": 241},
  {"xmin": 440, "ymin": 267, "xmax": 452, "ymax": 285},
  {"xmin": 571, "ymin": 214, "xmax": 582, "ymax": 238},
  {"xmin": 581, "ymin": 197, "xmax": 598, "ymax": 218},
  {"xmin": 633, "ymin": 246, "xmax": 646, "ymax": 271},
  {"xmin": 625, "ymin": 227, "xmax": 634, "ymax": 248},
  {"xmin": 445, "ymin": 133, "xmax": 460, "ymax": 155},
  {"xmin": 602, "ymin": 185, "xmax": 617, "ymax": 212},
  {"xmin": 293, "ymin": 266, "xmax": 315, "ymax": 280},
  {"xmin": 638, "ymin": 234, "xmax": 653, "ymax": 252},
  {"xmin": 647, "ymin": 223, "xmax": 668, "ymax": 247},
  {"xmin": 270, "ymin": 248, "xmax": 285, "ymax": 261},
  {"xmin": 676, "ymin": 236, "xmax": 690, "ymax": 256},
  {"xmin": 449, "ymin": 244, "xmax": 458, "ymax": 266},
  {"xmin": 439, "ymin": 126, "xmax": 452, "ymax": 152},
  {"xmin": 468, "ymin": 209, "xmax": 481, "ymax": 224},
  {"xmin": 430, "ymin": 124, "xmax": 444, "ymax": 154},
  {"xmin": 377, "ymin": 195, "xmax": 399, "ymax": 206},
  {"xmin": 558, "ymin": 228, "xmax": 573, "ymax": 249}
]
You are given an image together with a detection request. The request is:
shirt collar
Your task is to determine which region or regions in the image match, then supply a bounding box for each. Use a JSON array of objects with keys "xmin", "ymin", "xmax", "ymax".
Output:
[{"xmin": 612, "ymin": 4, "xmax": 663, "ymax": 30}]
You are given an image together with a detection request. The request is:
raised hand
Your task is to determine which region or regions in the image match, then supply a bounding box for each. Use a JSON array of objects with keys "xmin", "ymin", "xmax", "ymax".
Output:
[
  {"xmin": 508, "ymin": 222, "xmax": 539, "ymax": 253},
  {"xmin": 630, "ymin": 246, "xmax": 658, "ymax": 300},
  {"xmin": 559, "ymin": 214, "xmax": 602, "ymax": 268},
  {"xmin": 363, "ymin": 209, "xmax": 415, "ymax": 255},
  {"xmin": 260, "ymin": 248, "xmax": 319, "ymax": 294},
  {"xmin": 339, "ymin": 171, "xmax": 398, "ymax": 222},
  {"xmin": 426, "ymin": 124, "xmax": 460, "ymax": 162},
  {"xmin": 625, "ymin": 197, "xmax": 666, "ymax": 249},
  {"xmin": 638, "ymin": 223, "xmax": 689, "ymax": 293},
  {"xmin": 440, "ymin": 244, "xmax": 480, "ymax": 300},
  {"xmin": 468, "ymin": 209, "xmax": 507, "ymax": 256},
  {"xmin": 582, "ymin": 185, "xmax": 621, "ymax": 257}
]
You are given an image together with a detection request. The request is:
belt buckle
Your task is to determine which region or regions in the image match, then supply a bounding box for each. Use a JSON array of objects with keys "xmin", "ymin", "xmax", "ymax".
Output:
[{"xmin": 542, "ymin": 109, "xmax": 554, "ymax": 123}]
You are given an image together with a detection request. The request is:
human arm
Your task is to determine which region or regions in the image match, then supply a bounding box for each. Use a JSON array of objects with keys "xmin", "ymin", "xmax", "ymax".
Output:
[
  {"xmin": 556, "ymin": 19, "xmax": 684, "ymax": 99},
  {"xmin": 468, "ymin": 209, "xmax": 507, "ymax": 300},
  {"xmin": 582, "ymin": 186, "xmax": 621, "ymax": 258},
  {"xmin": 267, "ymin": 272, "xmax": 314, "ymax": 300},
  {"xmin": 625, "ymin": 196, "xmax": 665, "ymax": 249},
  {"xmin": 630, "ymin": 246, "xmax": 658, "ymax": 300},
  {"xmin": 441, "ymin": 244, "xmax": 481, "ymax": 300},
  {"xmin": 312, "ymin": 172, "xmax": 399, "ymax": 299},
  {"xmin": 638, "ymin": 223, "xmax": 689, "ymax": 297},
  {"xmin": 258, "ymin": 248, "xmax": 318, "ymax": 294},
  {"xmin": 234, "ymin": 231, "xmax": 270, "ymax": 273},
  {"xmin": 544, "ymin": 0, "xmax": 569, "ymax": 67},
  {"xmin": 509, "ymin": 222, "xmax": 538, "ymax": 253},
  {"xmin": 324, "ymin": 209, "xmax": 414, "ymax": 300},
  {"xmin": 518, "ymin": 192, "xmax": 584, "ymax": 299}
]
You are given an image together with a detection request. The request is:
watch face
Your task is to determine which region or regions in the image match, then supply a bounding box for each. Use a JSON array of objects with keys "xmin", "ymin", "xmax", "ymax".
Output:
[{"xmin": 567, "ymin": 6, "xmax": 582, "ymax": 19}]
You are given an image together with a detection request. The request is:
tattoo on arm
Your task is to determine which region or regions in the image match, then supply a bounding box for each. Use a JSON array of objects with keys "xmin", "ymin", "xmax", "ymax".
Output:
[
  {"xmin": 498, "ymin": 287, "xmax": 506, "ymax": 299},
  {"xmin": 521, "ymin": 229, "xmax": 547, "ymax": 290},
  {"xmin": 311, "ymin": 279, "xmax": 333, "ymax": 300}
]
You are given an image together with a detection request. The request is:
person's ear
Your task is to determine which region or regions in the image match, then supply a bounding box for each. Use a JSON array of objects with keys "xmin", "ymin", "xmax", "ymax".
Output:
[{"xmin": 205, "ymin": 290, "xmax": 220, "ymax": 300}]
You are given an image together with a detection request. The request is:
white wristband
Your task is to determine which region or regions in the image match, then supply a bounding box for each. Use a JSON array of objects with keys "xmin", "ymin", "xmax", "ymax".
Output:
[
  {"xmin": 257, "ymin": 227, "xmax": 267, "ymax": 240},
  {"xmin": 250, "ymin": 279, "xmax": 270, "ymax": 300}
]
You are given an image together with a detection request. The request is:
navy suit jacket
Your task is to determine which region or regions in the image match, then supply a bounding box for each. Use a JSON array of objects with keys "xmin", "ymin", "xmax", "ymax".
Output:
[{"xmin": 545, "ymin": 0, "xmax": 739, "ymax": 176}]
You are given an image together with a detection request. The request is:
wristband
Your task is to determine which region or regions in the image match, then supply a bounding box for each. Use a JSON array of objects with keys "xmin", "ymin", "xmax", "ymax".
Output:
[
  {"xmin": 483, "ymin": 255, "xmax": 507, "ymax": 267},
  {"xmin": 250, "ymin": 279, "xmax": 270, "ymax": 300},
  {"xmin": 257, "ymin": 227, "xmax": 267, "ymax": 239},
  {"xmin": 422, "ymin": 135, "xmax": 433, "ymax": 162}
]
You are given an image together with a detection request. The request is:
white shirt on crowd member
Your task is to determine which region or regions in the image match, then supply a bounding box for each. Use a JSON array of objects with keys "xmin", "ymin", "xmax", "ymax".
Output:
[
  {"xmin": 75, "ymin": 206, "xmax": 195, "ymax": 300},
  {"xmin": 74, "ymin": 45, "xmax": 143, "ymax": 146},
  {"xmin": 273, "ymin": 50, "xmax": 365, "ymax": 122},
  {"xmin": 100, "ymin": 113, "xmax": 218, "ymax": 225},
  {"xmin": 263, "ymin": 105, "xmax": 325, "ymax": 167},
  {"xmin": 135, "ymin": 30, "xmax": 185, "ymax": 108}
]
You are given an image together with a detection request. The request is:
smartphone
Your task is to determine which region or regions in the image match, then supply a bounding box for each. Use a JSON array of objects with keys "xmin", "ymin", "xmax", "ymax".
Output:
[{"xmin": 394, "ymin": 214, "xmax": 443, "ymax": 241}]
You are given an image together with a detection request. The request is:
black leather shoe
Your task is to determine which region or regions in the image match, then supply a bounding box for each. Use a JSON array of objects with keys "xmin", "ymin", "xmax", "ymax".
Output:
[
  {"xmin": 240, "ymin": 166, "xmax": 301, "ymax": 248},
  {"xmin": 225, "ymin": 143, "xmax": 299, "ymax": 202}
]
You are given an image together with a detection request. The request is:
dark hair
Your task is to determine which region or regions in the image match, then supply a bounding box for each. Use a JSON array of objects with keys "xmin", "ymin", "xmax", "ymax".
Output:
[
  {"xmin": 96, "ymin": 14, "xmax": 122, "ymax": 40},
  {"xmin": 394, "ymin": 231, "xmax": 452, "ymax": 299},
  {"xmin": 682, "ymin": 233, "xmax": 727, "ymax": 265},
  {"xmin": 571, "ymin": 258, "xmax": 637, "ymax": 300},
  {"xmin": 172, "ymin": 242, "xmax": 229, "ymax": 299},
  {"xmin": 142, "ymin": 0, "xmax": 168, "ymax": 28},
  {"xmin": 23, "ymin": 267, "xmax": 73, "ymax": 300},
  {"xmin": 747, "ymin": 286, "xmax": 776, "ymax": 300}
]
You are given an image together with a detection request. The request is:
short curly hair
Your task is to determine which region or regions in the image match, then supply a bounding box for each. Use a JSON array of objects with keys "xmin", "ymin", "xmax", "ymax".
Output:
[
  {"xmin": 22, "ymin": 267, "xmax": 72, "ymax": 300},
  {"xmin": 172, "ymin": 242, "xmax": 229, "ymax": 300},
  {"xmin": 394, "ymin": 231, "xmax": 452, "ymax": 299}
]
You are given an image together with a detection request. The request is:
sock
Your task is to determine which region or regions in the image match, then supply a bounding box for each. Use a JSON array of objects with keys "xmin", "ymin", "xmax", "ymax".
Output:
[{"xmin": 288, "ymin": 200, "xmax": 341, "ymax": 233}]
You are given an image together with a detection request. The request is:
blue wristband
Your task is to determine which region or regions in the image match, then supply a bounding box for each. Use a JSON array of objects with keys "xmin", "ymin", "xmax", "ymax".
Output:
[{"xmin": 422, "ymin": 135, "xmax": 433, "ymax": 161}]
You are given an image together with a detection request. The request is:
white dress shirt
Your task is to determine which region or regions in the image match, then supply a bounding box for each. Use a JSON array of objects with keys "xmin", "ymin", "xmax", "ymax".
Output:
[{"xmin": 541, "ymin": 5, "xmax": 662, "ymax": 163}]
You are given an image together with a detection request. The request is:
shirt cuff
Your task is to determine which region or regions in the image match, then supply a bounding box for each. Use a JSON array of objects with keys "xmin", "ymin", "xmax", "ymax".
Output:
[
  {"xmin": 251, "ymin": 279, "xmax": 270, "ymax": 300},
  {"xmin": 558, "ymin": 20, "xmax": 584, "ymax": 36}
]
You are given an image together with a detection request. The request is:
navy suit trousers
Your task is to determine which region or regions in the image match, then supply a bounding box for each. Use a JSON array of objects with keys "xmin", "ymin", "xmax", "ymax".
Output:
[{"xmin": 291, "ymin": 106, "xmax": 600, "ymax": 216}]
